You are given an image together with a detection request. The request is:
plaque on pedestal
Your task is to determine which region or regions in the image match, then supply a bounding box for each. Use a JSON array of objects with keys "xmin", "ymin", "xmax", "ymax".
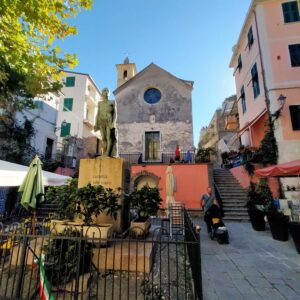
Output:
[{"xmin": 78, "ymin": 157, "xmax": 131, "ymax": 233}]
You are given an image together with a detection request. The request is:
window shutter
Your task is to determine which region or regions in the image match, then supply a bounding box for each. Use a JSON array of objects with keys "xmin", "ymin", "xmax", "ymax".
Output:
[
  {"xmin": 251, "ymin": 64, "xmax": 260, "ymax": 98},
  {"xmin": 251, "ymin": 64, "xmax": 258, "ymax": 78},
  {"xmin": 238, "ymin": 55, "xmax": 242, "ymax": 70},
  {"xmin": 66, "ymin": 76, "xmax": 75, "ymax": 87},
  {"xmin": 63, "ymin": 98, "xmax": 73, "ymax": 111},
  {"xmin": 60, "ymin": 122, "xmax": 71, "ymax": 137},
  {"xmin": 247, "ymin": 27, "xmax": 254, "ymax": 48},
  {"xmin": 241, "ymin": 86, "xmax": 246, "ymax": 114}
]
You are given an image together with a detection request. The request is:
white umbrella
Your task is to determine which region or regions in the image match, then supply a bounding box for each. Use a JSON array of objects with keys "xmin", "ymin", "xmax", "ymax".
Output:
[
  {"xmin": 166, "ymin": 165, "xmax": 175, "ymax": 214},
  {"xmin": 0, "ymin": 160, "xmax": 70, "ymax": 186}
]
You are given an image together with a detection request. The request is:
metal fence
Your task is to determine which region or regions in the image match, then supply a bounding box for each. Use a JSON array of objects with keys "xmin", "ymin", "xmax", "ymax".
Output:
[
  {"xmin": 119, "ymin": 152, "xmax": 196, "ymax": 164},
  {"xmin": 0, "ymin": 208, "xmax": 202, "ymax": 300}
]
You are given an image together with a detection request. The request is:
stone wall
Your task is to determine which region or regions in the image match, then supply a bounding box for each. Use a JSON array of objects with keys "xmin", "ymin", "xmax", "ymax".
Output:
[{"xmin": 115, "ymin": 64, "xmax": 193, "ymax": 154}]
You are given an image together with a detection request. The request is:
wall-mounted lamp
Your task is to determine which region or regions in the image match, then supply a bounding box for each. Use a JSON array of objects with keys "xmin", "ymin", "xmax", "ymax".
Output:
[{"xmin": 277, "ymin": 94, "xmax": 286, "ymax": 109}]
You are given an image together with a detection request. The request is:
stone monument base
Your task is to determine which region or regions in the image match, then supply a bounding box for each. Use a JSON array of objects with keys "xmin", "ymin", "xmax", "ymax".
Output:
[{"xmin": 78, "ymin": 157, "xmax": 131, "ymax": 233}]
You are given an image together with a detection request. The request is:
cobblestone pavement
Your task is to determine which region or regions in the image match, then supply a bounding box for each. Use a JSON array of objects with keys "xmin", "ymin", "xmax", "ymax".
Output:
[{"xmin": 193, "ymin": 219, "xmax": 300, "ymax": 300}]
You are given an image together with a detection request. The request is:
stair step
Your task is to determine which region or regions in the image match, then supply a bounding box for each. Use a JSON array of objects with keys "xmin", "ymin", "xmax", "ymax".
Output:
[
  {"xmin": 223, "ymin": 217, "xmax": 250, "ymax": 222},
  {"xmin": 224, "ymin": 211, "xmax": 249, "ymax": 215},
  {"xmin": 222, "ymin": 199, "xmax": 247, "ymax": 205},
  {"xmin": 214, "ymin": 168, "xmax": 250, "ymax": 221},
  {"xmin": 223, "ymin": 204, "xmax": 246, "ymax": 207},
  {"xmin": 223, "ymin": 207, "xmax": 248, "ymax": 211}
]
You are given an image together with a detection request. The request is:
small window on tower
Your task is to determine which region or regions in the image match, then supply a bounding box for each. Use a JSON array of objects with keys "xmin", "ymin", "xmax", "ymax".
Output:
[{"xmin": 123, "ymin": 70, "xmax": 128, "ymax": 80}]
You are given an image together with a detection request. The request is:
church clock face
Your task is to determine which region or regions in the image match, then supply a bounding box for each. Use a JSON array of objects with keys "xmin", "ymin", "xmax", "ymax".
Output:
[{"xmin": 144, "ymin": 88, "xmax": 161, "ymax": 104}]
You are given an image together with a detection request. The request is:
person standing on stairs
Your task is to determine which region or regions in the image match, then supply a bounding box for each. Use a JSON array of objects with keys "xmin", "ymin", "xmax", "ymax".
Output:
[{"xmin": 201, "ymin": 187, "xmax": 215, "ymax": 233}]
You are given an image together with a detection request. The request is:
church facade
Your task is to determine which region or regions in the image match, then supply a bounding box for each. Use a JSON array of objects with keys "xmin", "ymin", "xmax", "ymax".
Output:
[{"xmin": 114, "ymin": 59, "xmax": 194, "ymax": 162}]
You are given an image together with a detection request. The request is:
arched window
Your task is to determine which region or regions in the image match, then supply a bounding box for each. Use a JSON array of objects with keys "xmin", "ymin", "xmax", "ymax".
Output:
[{"xmin": 123, "ymin": 70, "xmax": 128, "ymax": 80}]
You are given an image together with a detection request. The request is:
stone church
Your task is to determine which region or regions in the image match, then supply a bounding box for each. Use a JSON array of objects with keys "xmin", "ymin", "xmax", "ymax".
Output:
[{"xmin": 114, "ymin": 58, "xmax": 194, "ymax": 162}]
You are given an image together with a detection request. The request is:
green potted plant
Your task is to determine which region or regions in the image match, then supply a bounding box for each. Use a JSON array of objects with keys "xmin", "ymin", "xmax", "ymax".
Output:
[
  {"xmin": 77, "ymin": 185, "xmax": 121, "ymax": 243},
  {"xmin": 129, "ymin": 185, "xmax": 162, "ymax": 236},
  {"xmin": 246, "ymin": 182, "xmax": 272, "ymax": 231},
  {"xmin": 45, "ymin": 178, "xmax": 78, "ymax": 221},
  {"xmin": 46, "ymin": 182, "xmax": 121, "ymax": 244},
  {"xmin": 43, "ymin": 227, "xmax": 93, "ymax": 288}
]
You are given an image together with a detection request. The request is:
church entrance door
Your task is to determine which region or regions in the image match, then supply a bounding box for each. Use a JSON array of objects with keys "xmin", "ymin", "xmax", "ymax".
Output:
[{"xmin": 145, "ymin": 131, "xmax": 160, "ymax": 162}]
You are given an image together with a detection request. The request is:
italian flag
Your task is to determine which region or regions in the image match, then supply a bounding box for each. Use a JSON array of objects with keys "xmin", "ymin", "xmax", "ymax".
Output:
[{"xmin": 39, "ymin": 259, "xmax": 54, "ymax": 300}]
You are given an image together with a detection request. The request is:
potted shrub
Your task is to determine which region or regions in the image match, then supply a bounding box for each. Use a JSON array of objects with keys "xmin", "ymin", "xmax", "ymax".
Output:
[
  {"xmin": 246, "ymin": 182, "xmax": 271, "ymax": 231},
  {"xmin": 289, "ymin": 221, "xmax": 300, "ymax": 254},
  {"xmin": 77, "ymin": 185, "xmax": 121, "ymax": 243},
  {"xmin": 267, "ymin": 206, "xmax": 289, "ymax": 242},
  {"xmin": 129, "ymin": 185, "xmax": 162, "ymax": 236},
  {"xmin": 43, "ymin": 227, "xmax": 93, "ymax": 289},
  {"xmin": 45, "ymin": 178, "xmax": 78, "ymax": 221},
  {"xmin": 46, "ymin": 182, "xmax": 121, "ymax": 244}
]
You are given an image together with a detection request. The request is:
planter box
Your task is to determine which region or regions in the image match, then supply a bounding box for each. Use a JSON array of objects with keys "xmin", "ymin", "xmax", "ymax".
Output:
[
  {"xmin": 50, "ymin": 220, "xmax": 113, "ymax": 246},
  {"xmin": 130, "ymin": 218, "xmax": 151, "ymax": 237},
  {"xmin": 289, "ymin": 221, "xmax": 300, "ymax": 254},
  {"xmin": 267, "ymin": 214, "xmax": 289, "ymax": 242},
  {"xmin": 248, "ymin": 209, "xmax": 265, "ymax": 231}
]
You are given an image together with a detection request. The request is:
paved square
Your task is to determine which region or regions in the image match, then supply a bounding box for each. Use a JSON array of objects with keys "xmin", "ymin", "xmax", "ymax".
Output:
[{"xmin": 193, "ymin": 219, "xmax": 300, "ymax": 300}]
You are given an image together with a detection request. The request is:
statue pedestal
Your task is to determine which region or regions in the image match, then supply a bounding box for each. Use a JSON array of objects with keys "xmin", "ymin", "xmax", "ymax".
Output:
[{"xmin": 78, "ymin": 157, "xmax": 131, "ymax": 233}]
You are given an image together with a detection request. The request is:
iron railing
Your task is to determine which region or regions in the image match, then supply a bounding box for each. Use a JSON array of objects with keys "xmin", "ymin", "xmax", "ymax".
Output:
[
  {"xmin": 119, "ymin": 152, "xmax": 196, "ymax": 164},
  {"xmin": 0, "ymin": 207, "xmax": 202, "ymax": 299}
]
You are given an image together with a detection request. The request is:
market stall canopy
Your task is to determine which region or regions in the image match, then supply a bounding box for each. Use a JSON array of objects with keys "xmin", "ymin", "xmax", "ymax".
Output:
[
  {"xmin": 254, "ymin": 160, "xmax": 300, "ymax": 178},
  {"xmin": 0, "ymin": 160, "xmax": 70, "ymax": 186}
]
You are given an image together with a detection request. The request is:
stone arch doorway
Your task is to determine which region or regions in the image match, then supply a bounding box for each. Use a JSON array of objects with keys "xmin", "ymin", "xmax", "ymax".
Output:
[{"xmin": 131, "ymin": 171, "xmax": 160, "ymax": 191}]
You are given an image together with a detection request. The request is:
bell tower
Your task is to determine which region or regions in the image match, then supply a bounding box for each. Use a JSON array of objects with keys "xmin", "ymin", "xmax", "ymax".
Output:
[{"xmin": 116, "ymin": 57, "xmax": 137, "ymax": 87}]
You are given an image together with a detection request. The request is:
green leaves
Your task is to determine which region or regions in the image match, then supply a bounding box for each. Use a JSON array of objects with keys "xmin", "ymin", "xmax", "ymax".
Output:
[
  {"xmin": 129, "ymin": 186, "xmax": 162, "ymax": 219},
  {"xmin": 0, "ymin": 0, "xmax": 92, "ymax": 103},
  {"xmin": 77, "ymin": 184, "xmax": 121, "ymax": 225},
  {"xmin": 45, "ymin": 181, "xmax": 121, "ymax": 225}
]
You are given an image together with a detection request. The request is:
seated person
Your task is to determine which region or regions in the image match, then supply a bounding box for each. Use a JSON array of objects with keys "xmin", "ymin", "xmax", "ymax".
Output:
[{"xmin": 208, "ymin": 200, "xmax": 229, "ymax": 244}]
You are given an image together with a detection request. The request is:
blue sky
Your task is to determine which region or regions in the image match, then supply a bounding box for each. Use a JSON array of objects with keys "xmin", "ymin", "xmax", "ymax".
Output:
[{"xmin": 61, "ymin": 0, "xmax": 250, "ymax": 146}]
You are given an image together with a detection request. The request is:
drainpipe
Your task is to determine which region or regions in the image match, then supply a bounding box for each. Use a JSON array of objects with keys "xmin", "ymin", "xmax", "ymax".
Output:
[{"xmin": 253, "ymin": 10, "xmax": 272, "ymax": 121}]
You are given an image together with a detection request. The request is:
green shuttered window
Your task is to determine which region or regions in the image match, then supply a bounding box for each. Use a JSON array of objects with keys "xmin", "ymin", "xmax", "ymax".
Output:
[
  {"xmin": 60, "ymin": 122, "xmax": 71, "ymax": 137},
  {"xmin": 251, "ymin": 63, "xmax": 260, "ymax": 99},
  {"xmin": 63, "ymin": 98, "xmax": 73, "ymax": 111},
  {"xmin": 247, "ymin": 27, "xmax": 254, "ymax": 49},
  {"xmin": 241, "ymin": 86, "xmax": 246, "ymax": 114},
  {"xmin": 66, "ymin": 76, "xmax": 75, "ymax": 87}
]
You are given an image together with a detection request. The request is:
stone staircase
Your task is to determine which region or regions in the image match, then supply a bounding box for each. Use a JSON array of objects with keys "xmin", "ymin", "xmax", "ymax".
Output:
[
  {"xmin": 36, "ymin": 202, "xmax": 59, "ymax": 221},
  {"xmin": 213, "ymin": 168, "xmax": 249, "ymax": 222}
]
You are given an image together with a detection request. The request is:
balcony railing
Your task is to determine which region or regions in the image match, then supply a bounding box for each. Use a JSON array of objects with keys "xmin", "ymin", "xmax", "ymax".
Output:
[{"xmin": 119, "ymin": 151, "xmax": 196, "ymax": 164}]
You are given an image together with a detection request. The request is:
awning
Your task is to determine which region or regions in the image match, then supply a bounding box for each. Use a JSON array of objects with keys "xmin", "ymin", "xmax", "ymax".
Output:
[
  {"xmin": 238, "ymin": 109, "xmax": 267, "ymax": 137},
  {"xmin": 254, "ymin": 160, "xmax": 300, "ymax": 178},
  {"xmin": 0, "ymin": 160, "xmax": 70, "ymax": 186}
]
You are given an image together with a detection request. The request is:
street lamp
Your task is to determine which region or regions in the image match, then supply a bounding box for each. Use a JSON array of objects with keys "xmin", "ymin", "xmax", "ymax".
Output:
[{"xmin": 277, "ymin": 94, "xmax": 286, "ymax": 110}]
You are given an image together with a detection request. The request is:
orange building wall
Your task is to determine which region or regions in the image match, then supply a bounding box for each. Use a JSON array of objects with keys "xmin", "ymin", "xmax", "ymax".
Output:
[
  {"xmin": 131, "ymin": 164, "xmax": 210, "ymax": 209},
  {"xmin": 230, "ymin": 165, "xmax": 279, "ymax": 198},
  {"xmin": 250, "ymin": 113, "xmax": 268, "ymax": 147}
]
